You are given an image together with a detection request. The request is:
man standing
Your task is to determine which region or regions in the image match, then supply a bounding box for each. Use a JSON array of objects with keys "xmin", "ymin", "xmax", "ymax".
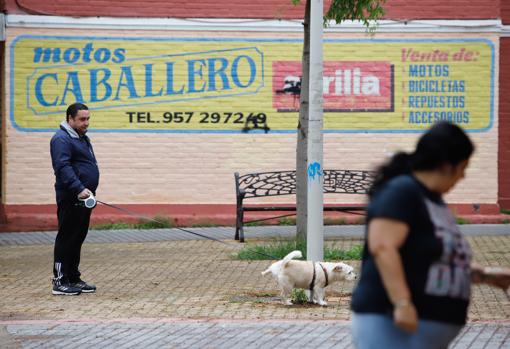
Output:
[{"xmin": 50, "ymin": 103, "xmax": 99, "ymax": 295}]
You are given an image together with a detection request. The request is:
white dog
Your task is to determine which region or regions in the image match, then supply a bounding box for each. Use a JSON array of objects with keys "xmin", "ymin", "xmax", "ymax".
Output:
[{"xmin": 261, "ymin": 250, "xmax": 357, "ymax": 306}]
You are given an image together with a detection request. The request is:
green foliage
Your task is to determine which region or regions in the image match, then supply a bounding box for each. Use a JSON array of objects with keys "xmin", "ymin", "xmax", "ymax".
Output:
[
  {"xmin": 91, "ymin": 222, "xmax": 133, "ymax": 230},
  {"xmin": 501, "ymin": 209, "xmax": 510, "ymax": 215},
  {"xmin": 235, "ymin": 239, "xmax": 363, "ymax": 260},
  {"xmin": 278, "ymin": 217, "xmax": 297, "ymax": 225},
  {"xmin": 291, "ymin": 289, "xmax": 308, "ymax": 304},
  {"xmin": 236, "ymin": 239, "xmax": 306, "ymax": 260},
  {"xmin": 456, "ymin": 217, "xmax": 468, "ymax": 225},
  {"xmin": 92, "ymin": 216, "xmax": 173, "ymax": 230},
  {"xmin": 190, "ymin": 221, "xmax": 219, "ymax": 228},
  {"xmin": 291, "ymin": 0, "xmax": 386, "ymax": 31},
  {"xmin": 135, "ymin": 216, "xmax": 173, "ymax": 229},
  {"xmin": 325, "ymin": 244, "xmax": 363, "ymax": 260},
  {"xmin": 244, "ymin": 216, "xmax": 353, "ymax": 227},
  {"xmin": 245, "ymin": 221, "xmax": 262, "ymax": 227},
  {"xmin": 326, "ymin": 0, "xmax": 386, "ymax": 31}
]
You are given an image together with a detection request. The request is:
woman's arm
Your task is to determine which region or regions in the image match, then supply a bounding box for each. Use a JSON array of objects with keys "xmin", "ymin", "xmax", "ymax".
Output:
[
  {"xmin": 471, "ymin": 264, "xmax": 510, "ymax": 297},
  {"xmin": 368, "ymin": 218, "xmax": 418, "ymax": 332}
]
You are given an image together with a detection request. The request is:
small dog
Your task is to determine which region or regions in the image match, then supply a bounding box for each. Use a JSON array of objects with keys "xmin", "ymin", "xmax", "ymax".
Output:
[{"xmin": 261, "ymin": 250, "xmax": 357, "ymax": 306}]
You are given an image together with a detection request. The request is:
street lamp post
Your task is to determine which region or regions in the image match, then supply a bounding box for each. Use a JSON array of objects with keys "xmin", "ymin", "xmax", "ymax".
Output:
[{"xmin": 306, "ymin": 0, "xmax": 324, "ymax": 263}]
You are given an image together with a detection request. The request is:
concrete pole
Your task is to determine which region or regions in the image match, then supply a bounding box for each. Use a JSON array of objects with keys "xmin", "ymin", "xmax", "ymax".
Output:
[{"xmin": 306, "ymin": 0, "xmax": 324, "ymax": 262}]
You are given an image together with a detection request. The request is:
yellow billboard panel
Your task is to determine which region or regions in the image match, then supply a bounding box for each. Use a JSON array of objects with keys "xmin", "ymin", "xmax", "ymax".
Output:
[{"xmin": 10, "ymin": 35, "xmax": 494, "ymax": 133}]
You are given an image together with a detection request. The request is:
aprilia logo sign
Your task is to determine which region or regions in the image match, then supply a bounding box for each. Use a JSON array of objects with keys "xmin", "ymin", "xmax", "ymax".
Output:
[{"xmin": 272, "ymin": 61, "xmax": 394, "ymax": 112}]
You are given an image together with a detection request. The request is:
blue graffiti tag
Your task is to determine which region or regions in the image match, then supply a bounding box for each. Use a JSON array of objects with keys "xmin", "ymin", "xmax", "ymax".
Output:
[{"xmin": 307, "ymin": 162, "xmax": 322, "ymax": 180}]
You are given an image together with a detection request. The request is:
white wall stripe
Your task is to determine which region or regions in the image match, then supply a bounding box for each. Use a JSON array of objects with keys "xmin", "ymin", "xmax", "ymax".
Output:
[
  {"xmin": 3, "ymin": 14, "xmax": 505, "ymax": 34},
  {"xmin": 501, "ymin": 25, "xmax": 510, "ymax": 37}
]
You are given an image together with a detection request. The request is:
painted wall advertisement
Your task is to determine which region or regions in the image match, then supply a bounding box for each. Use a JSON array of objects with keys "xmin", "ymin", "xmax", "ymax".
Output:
[{"xmin": 10, "ymin": 35, "xmax": 494, "ymax": 133}]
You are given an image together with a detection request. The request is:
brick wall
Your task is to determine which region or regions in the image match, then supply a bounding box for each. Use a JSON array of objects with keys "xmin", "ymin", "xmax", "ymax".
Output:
[
  {"xmin": 502, "ymin": 0, "xmax": 510, "ymax": 24},
  {"xmin": 3, "ymin": 0, "xmax": 500, "ymax": 20},
  {"xmin": 500, "ymin": 0, "xmax": 510, "ymax": 208},
  {"xmin": 499, "ymin": 38, "xmax": 510, "ymax": 209},
  {"xmin": 4, "ymin": 28, "xmax": 499, "ymax": 212},
  {"xmin": 0, "ymin": 2, "xmax": 505, "ymax": 229},
  {"xmin": 384, "ymin": 0, "xmax": 499, "ymax": 20}
]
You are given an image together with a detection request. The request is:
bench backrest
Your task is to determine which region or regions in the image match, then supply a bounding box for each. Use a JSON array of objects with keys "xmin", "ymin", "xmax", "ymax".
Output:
[{"xmin": 235, "ymin": 170, "xmax": 374, "ymax": 199}]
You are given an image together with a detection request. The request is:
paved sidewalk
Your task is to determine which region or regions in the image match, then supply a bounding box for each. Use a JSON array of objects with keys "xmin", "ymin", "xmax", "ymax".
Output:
[
  {"xmin": 1, "ymin": 224, "xmax": 509, "ymax": 245},
  {"xmin": 0, "ymin": 225, "xmax": 509, "ymax": 348},
  {"xmin": 1, "ymin": 319, "xmax": 508, "ymax": 348}
]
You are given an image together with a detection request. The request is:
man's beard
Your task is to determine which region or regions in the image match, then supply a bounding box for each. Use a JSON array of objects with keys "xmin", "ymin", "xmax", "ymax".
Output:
[{"xmin": 75, "ymin": 127, "xmax": 87, "ymax": 136}]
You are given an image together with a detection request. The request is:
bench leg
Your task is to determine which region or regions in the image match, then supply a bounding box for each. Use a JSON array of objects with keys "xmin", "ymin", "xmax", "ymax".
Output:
[
  {"xmin": 235, "ymin": 207, "xmax": 242, "ymax": 241},
  {"xmin": 235, "ymin": 209, "xmax": 245, "ymax": 243},
  {"xmin": 239, "ymin": 224, "xmax": 245, "ymax": 243}
]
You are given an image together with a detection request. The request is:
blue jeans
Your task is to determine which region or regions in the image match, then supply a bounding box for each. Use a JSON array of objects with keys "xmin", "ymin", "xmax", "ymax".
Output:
[{"xmin": 352, "ymin": 313, "xmax": 463, "ymax": 349}]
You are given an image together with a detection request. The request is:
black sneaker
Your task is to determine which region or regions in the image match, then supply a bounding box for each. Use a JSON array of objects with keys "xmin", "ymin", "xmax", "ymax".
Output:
[
  {"xmin": 71, "ymin": 280, "xmax": 96, "ymax": 293},
  {"xmin": 52, "ymin": 283, "xmax": 82, "ymax": 296}
]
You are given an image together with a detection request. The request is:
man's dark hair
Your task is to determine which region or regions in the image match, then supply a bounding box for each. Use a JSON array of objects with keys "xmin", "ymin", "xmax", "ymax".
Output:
[{"xmin": 66, "ymin": 103, "xmax": 89, "ymax": 121}]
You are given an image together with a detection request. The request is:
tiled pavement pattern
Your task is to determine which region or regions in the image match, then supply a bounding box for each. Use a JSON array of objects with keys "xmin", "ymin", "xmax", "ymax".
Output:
[
  {"xmin": 1, "ymin": 224, "xmax": 509, "ymax": 246},
  {"xmin": 1, "ymin": 320, "xmax": 508, "ymax": 349},
  {"xmin": 0, "ymin": 225, "xmax": 509, "ymax": 348}
]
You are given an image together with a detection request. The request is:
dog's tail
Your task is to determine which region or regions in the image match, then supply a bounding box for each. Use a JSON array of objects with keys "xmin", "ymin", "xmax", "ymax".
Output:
[
  {"xmin": 261, "ymin": 267, "xmax": 272, "ymax": 276},
  {"xmin": 261, "ymin": 250, "xmax": 303, "ymax": 276},
  {"xmin": 282, "ymin": 250, "xmax": 303, "ymax": 267}
]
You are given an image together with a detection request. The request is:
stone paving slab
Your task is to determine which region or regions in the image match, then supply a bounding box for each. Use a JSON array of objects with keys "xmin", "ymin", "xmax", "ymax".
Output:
[
  {"xmin": 1, "ymin": 224, "xmax": 509, "ymax": 246},
  {"xmin": 1, "ymin": 320, "xmax": 508, "ymax": 349}
]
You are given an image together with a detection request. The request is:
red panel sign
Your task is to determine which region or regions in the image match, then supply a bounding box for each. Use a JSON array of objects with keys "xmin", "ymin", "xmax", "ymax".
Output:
[{"xmin": 272, "ymin": 61, "xmax": 394, "ymax": 112}]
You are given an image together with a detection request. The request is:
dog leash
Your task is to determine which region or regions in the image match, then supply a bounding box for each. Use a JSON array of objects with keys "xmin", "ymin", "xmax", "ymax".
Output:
[{"xmin": 96, "ymin": 200, "xmax": 280, "ymax": 260}]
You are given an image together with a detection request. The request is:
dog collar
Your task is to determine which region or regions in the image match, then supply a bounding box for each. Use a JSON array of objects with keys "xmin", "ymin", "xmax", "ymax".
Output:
[{"xmin": 319, "ymin": 263, "xmax": 329, "ymax": 287}]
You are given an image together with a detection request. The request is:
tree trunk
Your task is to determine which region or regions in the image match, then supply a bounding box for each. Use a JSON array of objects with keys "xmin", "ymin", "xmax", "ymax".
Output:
[{"xmin": 296, "ymin": 0, "xmax": 311, "ymax": 243}]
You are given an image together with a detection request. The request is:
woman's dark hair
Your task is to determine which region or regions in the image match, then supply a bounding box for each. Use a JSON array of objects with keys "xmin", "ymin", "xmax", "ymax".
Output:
[
  {"xmin": 66, "ymin": 103, "xmax": 88, "ymax": 121},
  {"xmin": 369, "ymin": 121, "xmax": 474, "ymax": 197}
]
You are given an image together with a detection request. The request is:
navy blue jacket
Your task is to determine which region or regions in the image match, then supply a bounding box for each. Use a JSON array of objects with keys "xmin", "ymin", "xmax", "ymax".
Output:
[{"xmin": 50, "ymin": 122, "xmax": 100, "ymax": 201}]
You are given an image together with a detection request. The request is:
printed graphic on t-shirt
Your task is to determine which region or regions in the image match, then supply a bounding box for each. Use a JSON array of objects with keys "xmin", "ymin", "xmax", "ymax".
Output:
[{"xmin": 423, "ymin": 199, "xmax": 472, "ymax": 300}]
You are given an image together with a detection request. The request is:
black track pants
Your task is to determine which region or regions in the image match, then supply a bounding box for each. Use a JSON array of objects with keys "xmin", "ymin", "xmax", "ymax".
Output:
[{"xmin": 53, "ymin": 198, "xmax": 92, "ymax": 284}]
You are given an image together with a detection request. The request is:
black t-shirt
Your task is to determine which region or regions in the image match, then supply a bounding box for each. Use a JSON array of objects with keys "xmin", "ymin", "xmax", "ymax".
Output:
[{"xmin": 351, "ymin": 175, "xmax": 472, "ymax": 325}]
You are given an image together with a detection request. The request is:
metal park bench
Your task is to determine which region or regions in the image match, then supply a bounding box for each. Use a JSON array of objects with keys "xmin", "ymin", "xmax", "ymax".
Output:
[{"xmin": 234, "ymin": 169, "xmax": 374, "ymax": 242}]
